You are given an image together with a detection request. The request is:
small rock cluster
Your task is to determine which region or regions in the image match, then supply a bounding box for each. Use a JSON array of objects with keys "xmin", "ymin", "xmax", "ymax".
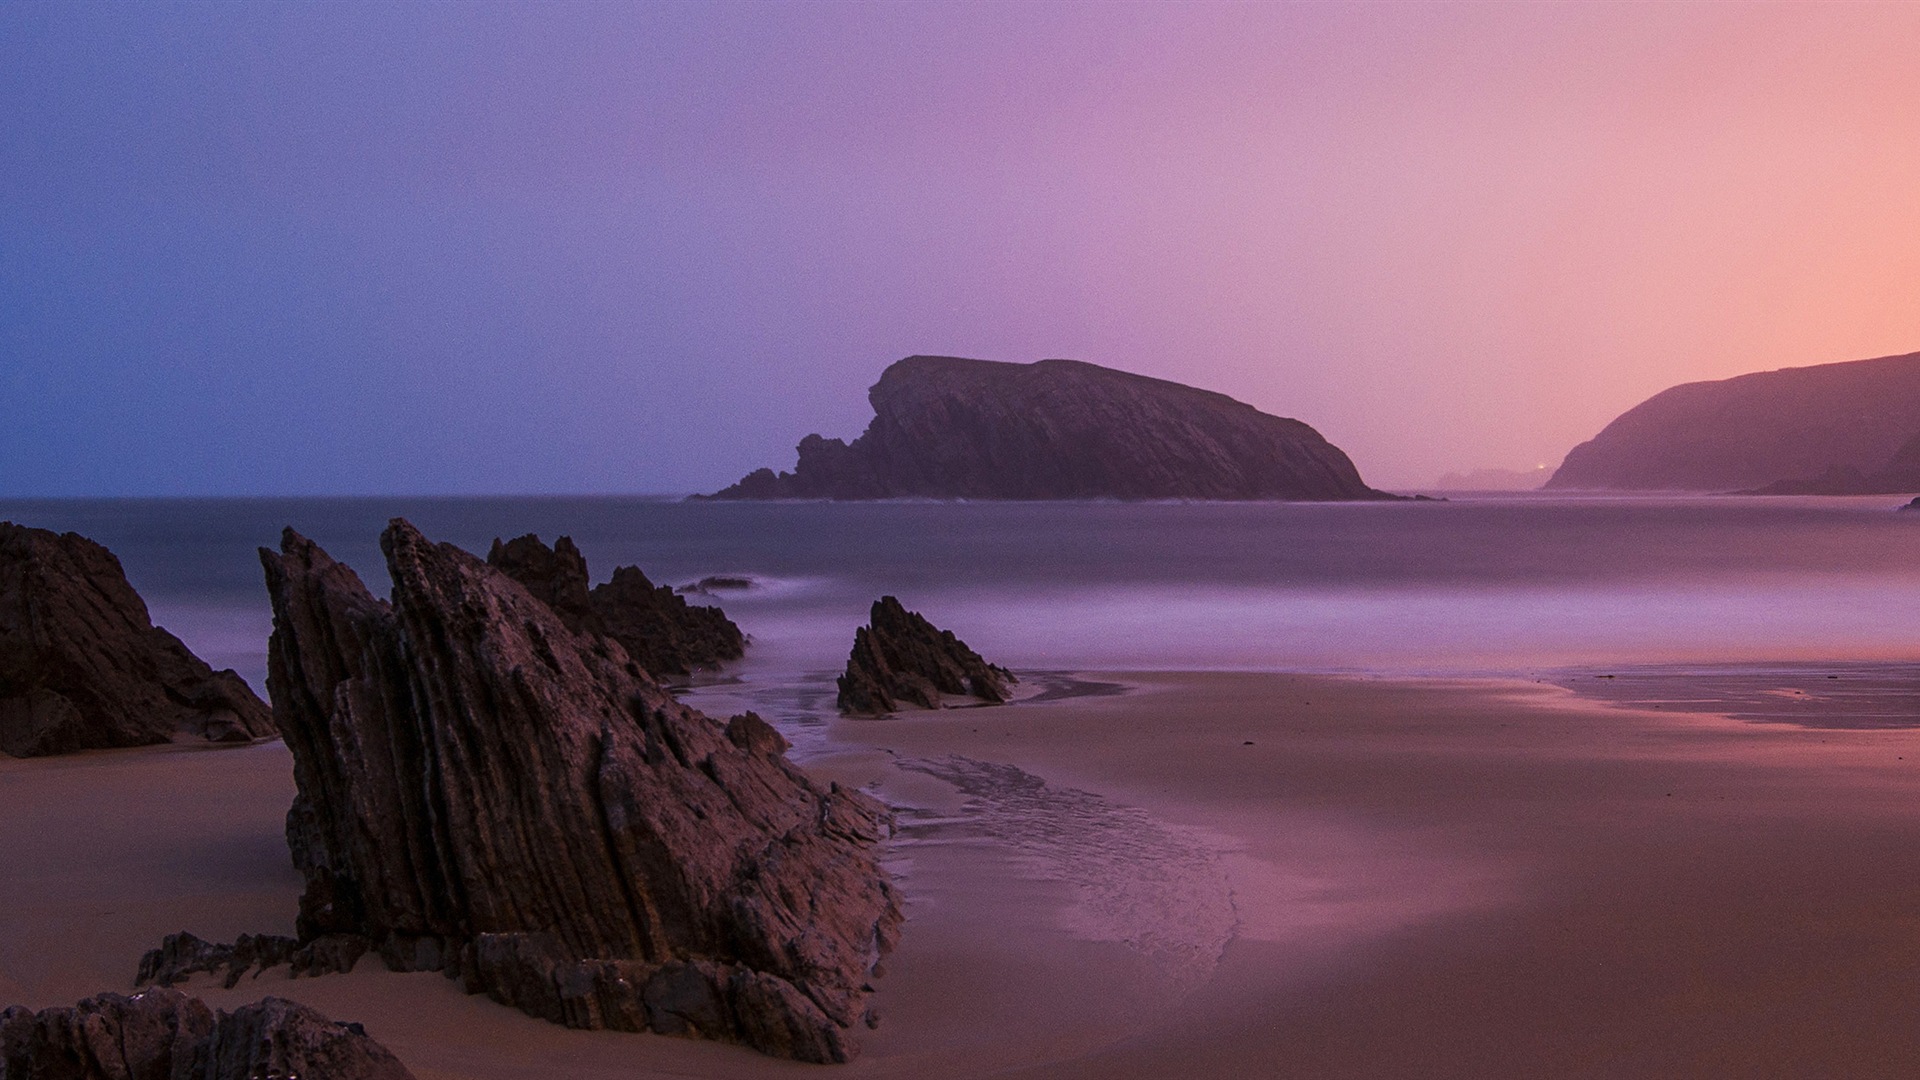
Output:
[
  {"xmin": 0, "ymin": 988, "xmax": 414, "ymax": 1080},
  {"xmin": 838, "ymin": 596, "xmax": 1014, "ymax": 714},
  {"xmin": 486, "ymin": 533, "xmax": 745, "ymax": 678},
  {"xmin": 138, "ymin": 931, "xmax": 367, "ymax": 990}
]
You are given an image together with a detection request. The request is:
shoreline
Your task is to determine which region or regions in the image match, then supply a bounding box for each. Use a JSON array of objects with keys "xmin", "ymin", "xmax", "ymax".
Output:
[{"xmin": 6, "ymin": 670, "xmax": 1920, "ymax": 1076}]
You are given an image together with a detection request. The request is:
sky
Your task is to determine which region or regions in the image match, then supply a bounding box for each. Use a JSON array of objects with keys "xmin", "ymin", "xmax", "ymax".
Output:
[{"xmin": 5, "ymin": 1, "xmax": 1920, "ymax": 496}]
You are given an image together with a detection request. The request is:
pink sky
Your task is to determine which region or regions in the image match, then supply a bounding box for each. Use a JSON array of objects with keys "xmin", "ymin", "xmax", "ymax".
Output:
[
  {"xmin": 866, "ymin": 2, "xmax": 1920, "ymax": 487},
  {"xmin": 6, "ymin": 2, "xmax": 1920, "ymax": 493}
]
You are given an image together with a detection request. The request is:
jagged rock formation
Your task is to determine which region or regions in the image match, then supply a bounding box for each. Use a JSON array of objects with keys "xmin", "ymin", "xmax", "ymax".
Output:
[
  {"xmin": 484, "ymin": 533, "xmax": 598, "ymax": 626},
  {"xmin": 838, "ymin": 596, "xmax": 1014, "ymax": 714},
  {"xmin": 0, "ymin": 987, "xmax": 414, "ymax": 1080},
  {"xmin": 590, "ymin": 566, "xmax": 745, "ymax": 679},
  {"xmin": 0, "ymin": 522, "xmax": 275, "ymax": 757},
  {"xmin": 1546, "ymin": 350, "xmax": 1920, "ymax": 492},
  {"xmin": 486, "ymin": 534, "xmax": 745, "ymax": 678},
  {"xmin": 138, "ymin": 931, "xmax": 367, "ymax": 990},
  {"xmin": 241, "ymin": 520, "xmax": 898, "ymax": 1062},
  {"xmin": 706, "ymin": 355, "xmax": 1391, "ymax": 501}
]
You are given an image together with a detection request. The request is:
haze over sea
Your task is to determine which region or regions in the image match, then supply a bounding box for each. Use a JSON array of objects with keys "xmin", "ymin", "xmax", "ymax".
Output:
[{"xmin": 5, "ymin": 495, "xmax": 1917, "ymax": 721}]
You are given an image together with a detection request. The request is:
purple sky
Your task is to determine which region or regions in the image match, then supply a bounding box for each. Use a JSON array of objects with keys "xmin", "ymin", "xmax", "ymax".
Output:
[{"xmin": 7, "ymin": 1, "xmax": 1920, "ymax": 495}]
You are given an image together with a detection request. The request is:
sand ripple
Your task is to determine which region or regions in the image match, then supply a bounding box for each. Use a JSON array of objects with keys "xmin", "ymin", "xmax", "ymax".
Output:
[{"xmin": 893, "ymin": 755, "xmax": 1235, "ymax": 991}]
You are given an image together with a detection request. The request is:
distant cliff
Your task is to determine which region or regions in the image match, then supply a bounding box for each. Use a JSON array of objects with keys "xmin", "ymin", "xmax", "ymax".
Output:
[
  {"xmin": 705, "ymin": 356, "xmax": 1390, "ymax": 501},
  {"xmin": 1545, "ymin": 351, "xmax": 1920, "ymax": 493}
]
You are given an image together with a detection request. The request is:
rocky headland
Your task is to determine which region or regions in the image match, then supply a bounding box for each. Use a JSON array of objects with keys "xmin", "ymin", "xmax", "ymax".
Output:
[
  {"xmin": 1737, "ymin": 429, "xmax": 1920, "ymax": 495},
  {"xmin": 0, "ymin": 522, "xmax": 276, "ymax": 757},
  {"xmin": 838, "ymin": 596, "xmax": 1013, "ymax": 714},
  {"xmin": 147, "ymin": 519, "xmax": 900, "ymax": 1063},
  {"xmin": 0, "ymin": 988, "xmax": 414, "ymax": 1080},
  {"xmin": 1546, "ymin": 350, "xmax": 1920, "ymax": 492},
  {"xmin": 486, "ymin": 533, "xmax": 745, "ymax": 678},
  {"xmin": 706, "ymin": 355, "xmax": 1391, "ymax": 501}
]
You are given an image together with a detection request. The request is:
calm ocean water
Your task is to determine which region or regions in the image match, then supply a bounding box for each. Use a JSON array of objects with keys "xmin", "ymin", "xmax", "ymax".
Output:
[{"xmin": 4, "ymin": 495, "xmax": 1919, "ymax": 724}]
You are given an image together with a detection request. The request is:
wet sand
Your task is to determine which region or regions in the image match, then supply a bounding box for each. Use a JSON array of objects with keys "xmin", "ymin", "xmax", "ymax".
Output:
[{"xmin": 6, "ymin": 672, "xmax": 1920, "ymax": 1078}]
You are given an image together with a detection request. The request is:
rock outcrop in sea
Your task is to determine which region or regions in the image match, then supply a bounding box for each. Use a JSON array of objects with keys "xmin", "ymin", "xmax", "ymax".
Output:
[
  {"xmin": 0, "ymin": 522, "xmax": 276, "ymax": 757},
  {"xmin": 705, "ymin": 355, "xmax": 1392, "ymax": 501},
  {"xmin": 486, "ymin": 534, "xmax": 745, "ymax": 678},
  {"xmin": 1546, "ymin": 350, "xmax": 1920, "ymax": 492},
  {"xmin": 838, "ymin": 596, "xmax": 1014, "ymax": 714},
  {"xmin": 0, "ymin": 988, "xmax": 414, "ymax": 1080},
  {"xmin": 219, "ymin": 519, "xmax": 898, "ymax": 1063}
]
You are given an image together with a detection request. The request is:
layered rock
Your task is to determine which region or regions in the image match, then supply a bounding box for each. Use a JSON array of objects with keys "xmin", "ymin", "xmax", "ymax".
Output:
[
  {"xmin": 0, "ymin": 522, "xmax": 275, "ymax": 757},
  {"xmin": 0, "ymin": 987, "xmax": 413, "ymax": 1080},
  {"xmin": 486, "ymin": 534, "xmax": 746, "ymax": 678},
  {"xmin": 706, "ymin": 355, "xmax": 1392, "ymax": 501},
  {"xmin": 247, "ymin": 520, "xmax": 898, "ymax": 1062},
  {"xmin": 1546, "ymin": 350, "xmax": 1920, "ymax": 492},
  {"xmin": 838, "ymin": 596, "xmax": 1014, "ymax": 714},
  {"xmin": 484, "ymin": 533, "xmax": 598, "ymax": 627},
  {"xmin": 138, "ymin": 930, "xmax": 367, "ymax": 990}
]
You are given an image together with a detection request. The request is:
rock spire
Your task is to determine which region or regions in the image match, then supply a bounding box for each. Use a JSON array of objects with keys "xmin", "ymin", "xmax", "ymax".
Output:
[
  {"xmin": 838, "ymin": 596, "xmax": 1014, "ymax": 714},
  {"xmin": 244, "ymin": 519, "xmax": 898, "ymax": 1062}
]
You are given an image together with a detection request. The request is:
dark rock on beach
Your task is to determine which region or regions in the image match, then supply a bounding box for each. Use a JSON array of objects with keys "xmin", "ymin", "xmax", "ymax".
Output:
[
  {"xmin": 231, "ymin": 519, "xmax": 898, "ymax": 1062},
  {"xmin": 591, "ymin": 565, "xmax": 746, "ymax": 679},
  {"xmin": 838, "ymin": 596, "xmax": 1014, "ymax": 714},
  {"xmin": 140, "ymin": 931, "xmax": 299, "ymax": 989},
  {"xmin": 0, "ymin": 987, "xmax": 414, "ymax": 1080},
  {"xmin": 705, "ymin": 355, "xmax": 1393, "ymax": 501},
  {"xmin": 0, "ymin": 522, "xmax": 276, "ymax": 758},
  {"xmin": 484, "ymin": 532, "xmax": 598, "ymax": 627},
  {"xmin": 487, "ymin": 534, "xmax": 746, "ymax": 678},
  {"xmin": 137, "ymin": 930, "xmax": 368, "ymax": 990}
]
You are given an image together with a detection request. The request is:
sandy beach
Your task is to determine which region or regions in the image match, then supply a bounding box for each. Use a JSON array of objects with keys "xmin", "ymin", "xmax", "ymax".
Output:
[{"xmin": 7, "ymin": 671, "xmax": 1920, "ymax": 1078}]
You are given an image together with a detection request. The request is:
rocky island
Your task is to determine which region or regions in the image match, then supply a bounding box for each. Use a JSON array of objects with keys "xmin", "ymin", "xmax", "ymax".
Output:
[
  {"xmin": 1545, "ymin": 350, "xmax": 1920, "ymax": 492},
  {"xmin": 0, "ymin": 522, "xmax": 276, "ymax": 757},
  {"xmin": 706, "ymin": 355, "xmax": 1390, "ymax": 501},
  {"xmin": 145, "ymin": 520, "xmax": 900, "ymax": 1064}
]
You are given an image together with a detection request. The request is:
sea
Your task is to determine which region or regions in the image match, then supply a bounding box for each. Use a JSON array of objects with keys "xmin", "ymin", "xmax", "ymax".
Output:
[{"xmin": 6, "ymin": 494, "xmax": 1920, "ymax": 733}]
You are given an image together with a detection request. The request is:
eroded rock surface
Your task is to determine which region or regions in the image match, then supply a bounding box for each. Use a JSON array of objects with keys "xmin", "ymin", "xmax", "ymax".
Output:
[
  {"xmin": 0, "ymin": 987, "xmax": 413, "ymax": 1080},
  {"xmin": 237, "ymin": 519, "xmax": 897, "ymax": 1062},
  {"xmin": 705, "ymin": 355, "xmax": 1392, "ymax": 501},
  {"xmin": 838, "ymin": 596, "xmax": 1014, "ymax": 714},
  {"xmin": 0, "ymin": 522, "xmax": 275, "ymax": 757},
  {"xmin": 486, "ymin": 534, "xmax": 746, "ymax": 678},
  {"xmin": 137, "ymin": 931, "xmax": 366, "ymax": 990}
]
